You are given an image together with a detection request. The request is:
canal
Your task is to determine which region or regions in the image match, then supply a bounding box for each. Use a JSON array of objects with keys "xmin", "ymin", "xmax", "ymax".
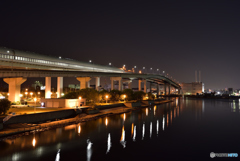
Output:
[{"xmin": 0, "ymin": 98, "xmax": 240, "ymax": 160}]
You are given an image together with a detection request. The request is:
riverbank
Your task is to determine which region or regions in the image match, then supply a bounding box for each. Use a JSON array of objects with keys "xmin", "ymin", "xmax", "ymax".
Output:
[{"xmin": 0, "ymin": 99, "xmax": 172, "ymax": 139}]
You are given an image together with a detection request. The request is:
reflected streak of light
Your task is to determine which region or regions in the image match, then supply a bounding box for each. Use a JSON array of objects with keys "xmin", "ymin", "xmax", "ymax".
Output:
[
  {"xmin": 154, "ymin": 106, "xmax": 156, "ymax": 116},
  {"xmin": 174, "ymin": 108, "xmax": 176, "ymax": 118},
  {"xmin": 202, "ymin": 100, "xmax": 205, "ymax": 113},
  {"xmin": 167, "ymin": 114, "xmax": 169, "ymax": 127},
  {"xmin": 78, "ymin": 125, "xmax": 81, "ymax": 135},
  {"xmin": 106, "ymin": 133, "xmax": 111, "ymax": 154},
  {"xmin": 12, "ymin": 153, "xmax": 20, "ymax": 161},
  {"xmin": 87, "ymin": 139, "xmax": 93, "ymax": 161},
  {"xmin": 55, "ymin": 149, "xmax": 60, "ymax": 161},
  {"xmin": 142, "ymin": 123, "xmax": 145, "ymax": 140},
  {"xmin": 32, "ymin": 138, "xmax": 36, "ymax": 147},
  {"xmin": 123, "ymin": 113, "xmax": 126, "ymax": 121},
  {"xmin": 133, "ymin": 126, "xmax": 136, "ymax": 141},
  {"xmin": 162, "ymin": 116, "xmax": 165, "ymax": 131},
  {"xmin": 105, "ymin": 118, "xmax": 108, "ymax": 126},
  {"xmin": 156, "ymin": 120, "xmax": 159, "ymax": 135},
  {"xmin": 37, "ymin": 147, "xmax": 43, "ymax": 156},
  {"xmin": 170, "ymin": 111, "xmax": 172, "ymax": 124},
  {"xmin": 131, "ymin": 123, "xmax": 134, "ymax": 137},
  {"xmin": 120, "ymin": 126, "xmax": 126, "ymax": 148},
  {"xmin": 150, "ymin": 122, "xmax": 152, "ymax": 138},
  {"xmin": 146, "ymin": 108, "xmax": 148, "ymax": 116}
]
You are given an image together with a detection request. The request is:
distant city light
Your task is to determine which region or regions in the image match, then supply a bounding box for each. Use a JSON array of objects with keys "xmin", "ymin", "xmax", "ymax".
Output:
[
  {"xmin": 143, "ymin": 67, "xmax": 145, "ymax": 69},
  {"xmin": 89, "ymin": 60, "xmax": 92, "ymax": 63},
  {"xmin": 59, "ymin": 56, "xmax": 61, "ymax": 59},
  {"xmin": 7, "ymin": 50, "xmax": 9, "ymax": 53},
  {"xmin": 109, "ymin": 63, "xmax": 111, "ymax": 66},
  {"xmin": 134, "ymin": 66, "xmax": 136, "ymax": 68}
]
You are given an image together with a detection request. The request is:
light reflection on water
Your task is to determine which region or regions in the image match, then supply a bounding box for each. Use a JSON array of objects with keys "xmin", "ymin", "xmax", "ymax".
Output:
[{"xmin": 2, "ymin": 98, "xmax": 240, "ymax": 160}]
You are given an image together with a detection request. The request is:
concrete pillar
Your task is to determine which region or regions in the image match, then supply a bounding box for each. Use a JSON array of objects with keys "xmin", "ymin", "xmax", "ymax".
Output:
[
  {"xmin": 95, "ymin": 77, "xmax": 100, "ymax": 91},
  {"xmin": 138, "ymin": 79, "xmax": 147, "ymax": 93},
  {"xmin": 128, "ymin": 80, "xmax": 132, "ymax": 89},
  {"xmin": 138, "ymin": 79, "xmax": 142, "ymax": 91},
  {"xmin": 76, "ymin": 77, "xmax": 91, "ymax": 90},
  {"xmin": 164, "ymin": 83, "xmax": 167, "ymax": 95},
  {"xmin": 143, "ymin": 80, "xmax": 147, "ymax": 93},
  {"xmin": 57, "ymin": 77, "xmax": 63, "ymax": 98},
  {"xmin": 168, "ymin": 84, "xmax": 171, "ymax": 95},
  {"xmin": 178, "ymin": 88, "xmax": 181, "ymax": 94},
  {"xmin": 111, "ymin": 79, "xmax": 114, "ymax": 90},
  {"xmin": 110, "ymin": 77, "xmax": 122, "ymax": 91},
  {"xmin": 45, "ymin": 77, "xmax": 51, "ymax": 98},
  {"xmin": 119, "ymin": 78, "xmax": 122, "ymax": 91},
  {"xmin": 3, "ymin": 77, "xmax": 27, "ymax": 102}
]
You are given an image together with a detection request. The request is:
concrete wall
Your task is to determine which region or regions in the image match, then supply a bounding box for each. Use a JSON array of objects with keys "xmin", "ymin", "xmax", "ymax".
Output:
[
  {"xmin": 40, "ymin": 98, "xmax": 86, "ymax": 108},
  {"xmin": 4, "ymin": 109, "xmax": 81, "ymax": 125}
]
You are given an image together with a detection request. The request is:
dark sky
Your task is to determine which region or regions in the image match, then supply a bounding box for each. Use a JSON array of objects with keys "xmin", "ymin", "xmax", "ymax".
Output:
[{"xmin": 1, "ymin": 0, "xmax": 240, "ymax": 90}]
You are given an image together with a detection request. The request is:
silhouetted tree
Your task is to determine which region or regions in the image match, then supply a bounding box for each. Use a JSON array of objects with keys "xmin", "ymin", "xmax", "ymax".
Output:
[{"xmin": 0, "ymin": 99, "xmax": 11, "ymax": 115}]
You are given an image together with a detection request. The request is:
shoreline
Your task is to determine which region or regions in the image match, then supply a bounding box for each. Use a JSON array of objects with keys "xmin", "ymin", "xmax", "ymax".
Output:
[{"xmin": 0, "ymin": 100, "xmax": 172, "ymax": 140}]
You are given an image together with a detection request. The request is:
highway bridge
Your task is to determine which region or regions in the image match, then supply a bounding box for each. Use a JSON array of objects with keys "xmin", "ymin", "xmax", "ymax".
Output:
[{"xmin": 0, "ymin": 47, "xmax": 181, "ymax": 102}]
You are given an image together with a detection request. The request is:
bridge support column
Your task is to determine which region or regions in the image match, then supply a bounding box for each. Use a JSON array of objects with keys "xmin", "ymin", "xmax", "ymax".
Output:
[
  {"xmin": 168, "ymin": 84, "xmax": 171, "ymax": 95},
  {"xmin": 45, "ymin": 77, "xmax": 51, "ymax": 98},
  {"xmin": 138, "ymin": 79, "xmax": 147, "ymax": 93},
  {"xmin": 164, "ymin": 83, "xmax": 167, "ymax": 95},
  {"xmin": 157, "ymin": 84, "xmax": 159, "ymax": 96},
  {"xmin": 95, "ymin": 77, "xmax": 100, "ymax": 91},
  {"xmin": 4, "ymin": 77, "xmax": 27, "ymax": 102},
  {"xmin": 128, "ymin": 80, "xmax": 132, "ymax": 89},
  {"xmin": 110, "ymin": 77, "xmax": 122, "ymax": 91},
  {"xmin": 57, "ymin": 77, "xmax": 63, "ymax": 98},
  {"xmin": 77, "ymin": 77, "xmax": 91, "ymax": 90}
]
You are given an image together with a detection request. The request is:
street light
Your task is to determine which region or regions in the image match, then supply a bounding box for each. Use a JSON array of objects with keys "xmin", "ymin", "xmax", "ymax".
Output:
[
  {"xmin": 89, "ymin": 60, "xmax": 92, "ymax": 63},
  {"xmin": 109, "ymin": 62, "xmax": 111, "ymax": 66},
  {"xmin": 30, "ymin": 92, "xmax": 33, "ymax": 98},
  {"xmin": 123, "ymin": 95, "xmax": 126, "ymax": 102},
  {"xmin": 106, "ymin": 95, "xmax": 108, "ymax": 104}
]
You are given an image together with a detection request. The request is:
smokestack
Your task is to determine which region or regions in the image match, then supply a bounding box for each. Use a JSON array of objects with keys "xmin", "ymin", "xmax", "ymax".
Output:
[
  {"xmin": 199, "ymin": 70, "xmax": 201, "ymax": 83},
  {"xmin": 195, "ymin": 70, "xmax": 198, "ymax": 82}
]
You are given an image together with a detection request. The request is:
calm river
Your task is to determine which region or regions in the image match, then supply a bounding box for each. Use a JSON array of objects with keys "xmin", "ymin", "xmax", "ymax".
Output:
[{"xmin": 0, "ymin": 97, "xmax": 240, "ymax": 161}]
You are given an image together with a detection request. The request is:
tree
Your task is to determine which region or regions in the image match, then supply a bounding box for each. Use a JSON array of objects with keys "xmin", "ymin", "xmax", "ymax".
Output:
[
  {"xmin": 110, "ymin": 89, "xmax": 122, "ymax": 102},
  {"xmin": 147, "ymin": 92, "xmax": 154, "ymax": 100},
  {"xmin": 133, "ymin": 91, "xmax": 146, "ymax": 101},
  {"xmin": 78, "ymin": 88, "xmax": 99, "ymax": 103},
  {"xmin": 99, "ymin": 89, "xmax": 109, "ymax": 102},
  {"xmin": 122, "ymin": 89, "xmax": 134, "ymax": 101},
  {"xmin": 0, "ymin": 99, "xmax": 11, "ymax": 115}
]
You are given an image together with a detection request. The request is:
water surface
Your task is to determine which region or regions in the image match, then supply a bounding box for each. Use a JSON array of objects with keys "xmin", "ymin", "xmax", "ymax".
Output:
[{"xmin": 0, "ymin": 98, "xmax": 240, "ymax": 160}]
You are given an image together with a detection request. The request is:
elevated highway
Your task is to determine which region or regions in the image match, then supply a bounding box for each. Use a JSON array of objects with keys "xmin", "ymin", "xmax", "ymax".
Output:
[{"xmin": 0, "ymin": 47, "xmax": 181, "ymax": 102}]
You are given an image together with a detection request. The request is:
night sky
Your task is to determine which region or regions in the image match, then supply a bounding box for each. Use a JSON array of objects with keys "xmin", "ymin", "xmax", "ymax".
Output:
[{"xmin": 1, "ymin": 0, "xmax": 240, "ymax": 90}]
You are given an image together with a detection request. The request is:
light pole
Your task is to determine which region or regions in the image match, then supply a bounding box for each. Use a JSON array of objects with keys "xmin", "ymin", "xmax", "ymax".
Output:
[
  {"xmin": 106, "ymin": 95, "xmax": 108, "ymax": 104},
  {"xmin": 34, "ymin": 97, "xmax": 37, "ymax": 113}
]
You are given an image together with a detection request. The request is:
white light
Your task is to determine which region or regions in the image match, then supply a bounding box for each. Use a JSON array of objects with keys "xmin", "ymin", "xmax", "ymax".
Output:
[
  {"xmin": 142, "ymin": 123, "xmax": 145, "ymax": 140},
  {"xmin": 150, "ymin": 122, "xmax": 152, "ymax": 138},
  {"xmin": 143, "ymin": 67, "xmax": 145, "ymax": 69},
  {"xmin": 7, "ymin": 50, "xmax": 10, "ymax": 53},
  {"xmin": 106, "ymin": 133, "xmax": 111, "ymax": 154},
  {"xmin": 157, "ymin": 69, "xmax": 159, "ymax": 71},
  {"xmin": 89, "ymin": 60, "xmax": 92, "ymax": 63},
  {"xmin": 123, "ymin": 64, "xmax": 125, "ymax": 67},
  {"xmin": 133, "ymin": 125, "xmax": 136, "ymax": 141},
  {"xmin": 55, "ymin": 149, "xmax": 60, "ymax": 161},
  {"xmin": 59, "ymin": 56, "xmax": 61, "ymax": 59},
  {"xmin": 150, "ymin": 68, "xmax": 152, "ymax": 70},
  {"xmin": 134, "ymin": 66, "xmax": 136, "ymax": 68},
  {"xmin": 109, "ymin": 63, "xmax": 111, "ymax": 66}
]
